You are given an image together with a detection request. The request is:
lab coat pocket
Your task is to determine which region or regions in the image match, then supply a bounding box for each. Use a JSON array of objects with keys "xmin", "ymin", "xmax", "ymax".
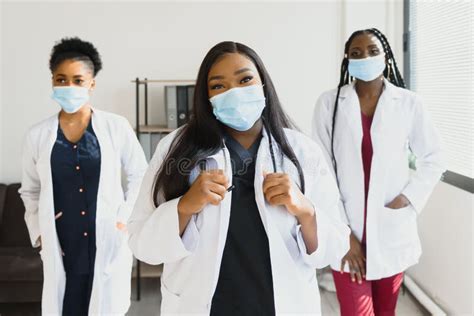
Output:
[
  {"xmin": 379, "ymin": 205, "xmax": 417, "ymax": 250},
  {"xmin": 104, "ymin": 226, "xmax": 126, "ymax": 277},
  {"xmin": 160, "ymin": 282, "xmax": 181, "ymax": 312}
]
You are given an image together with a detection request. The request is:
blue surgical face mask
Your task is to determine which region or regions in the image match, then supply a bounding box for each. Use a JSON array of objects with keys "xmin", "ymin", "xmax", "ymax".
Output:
[
  {"xmin": 348, "ymin": 54, "xmax": 386, "ymax": 82},
  {"xmin": 209, "ymin": 84, "xmax": 266, "ymax": 132},
  {"xmin": 51, "ymin": 86, "xmax": 90, "ymax": 114}
]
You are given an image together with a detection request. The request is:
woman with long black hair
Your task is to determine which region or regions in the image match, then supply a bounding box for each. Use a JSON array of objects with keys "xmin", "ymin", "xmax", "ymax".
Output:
[
  {"xmin": 312, "ymin": 28, "xmax": 444, "ymax": 315},
  {"xmin": 128, "ymin": 41, "xmax": 349, "ymax": 315}
]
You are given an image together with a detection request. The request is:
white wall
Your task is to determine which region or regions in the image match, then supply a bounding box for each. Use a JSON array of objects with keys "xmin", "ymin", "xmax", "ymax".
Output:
[
  {"xmin": 0, "ymin": 0, "xmax": 401, "ymax": 183},
  {"xmin": 0, "ymin": 1, "xmax": 336, "ymax": 183},
  {"xmin": 407, "ymin": 182, "xmax": 473, "ymax": 315}
]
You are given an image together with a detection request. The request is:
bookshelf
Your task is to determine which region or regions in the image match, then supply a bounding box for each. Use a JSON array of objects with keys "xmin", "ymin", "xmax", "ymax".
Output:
[
  {"xmin": 132, "ymin": 78, "xmax": 195, "ymax": 136},
  {"xmin": 131, "ymin": 78, "xmax": 195, "ymax": 300}
]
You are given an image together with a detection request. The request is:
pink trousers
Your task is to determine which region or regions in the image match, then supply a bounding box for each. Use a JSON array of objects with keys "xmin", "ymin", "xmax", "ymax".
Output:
[{"xmin": 332, "ymin": 270, "xmax": 404, "ymax": 316}]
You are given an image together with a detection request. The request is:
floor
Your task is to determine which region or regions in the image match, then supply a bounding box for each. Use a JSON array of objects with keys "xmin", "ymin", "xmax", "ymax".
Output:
[
  {"xmin": 126, "ymin": 263, "xmax": 428, "ymax": 316},
  {"xmin": 126, "ymin": 278, "xmax": 428, "ymax": 316},
  {"xmin": 0, "ymin": 263, "xmax": 429, "ymax": 316}
]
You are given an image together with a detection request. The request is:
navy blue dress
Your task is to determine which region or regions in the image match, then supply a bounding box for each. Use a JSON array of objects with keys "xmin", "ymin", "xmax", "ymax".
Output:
[
  {"xmin": 210, "ymin": 133, "xmax": 275, "ymax": 315},
  {"xmin": 51, "ymin": 119, "xmax": 101, "ymax": 316}
]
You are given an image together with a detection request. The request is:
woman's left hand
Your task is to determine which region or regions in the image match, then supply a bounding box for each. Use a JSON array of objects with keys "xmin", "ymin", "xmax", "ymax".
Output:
[
  {"xmin": 262, "ymin": 172, "xmax": 314, "ymax": 219},
  {"xmin": 385, "ymin": 194, "xmax": 411, "ymax": 209}
]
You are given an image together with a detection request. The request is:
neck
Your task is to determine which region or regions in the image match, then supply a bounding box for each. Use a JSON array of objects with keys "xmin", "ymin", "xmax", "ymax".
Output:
[
  {"xmin": 59, "ymin": 104, "xmax": 92, "ymax": 124},
  {"xmin": 225, "ymin": 119, "xmax": 263, "ymax": 149},
  {"xmin": 355, "ymin": 76, "xmax": 384, "ymax": 98}
]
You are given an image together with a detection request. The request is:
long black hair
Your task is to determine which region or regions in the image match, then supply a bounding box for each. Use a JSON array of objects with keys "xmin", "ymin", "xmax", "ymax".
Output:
[
  {"xmin": 331, "ymin": 28, "xmax": 406, "ymax": 180},
  {"xmin": 153, "ymin": 41, "xmax": 305, "ymax": 204}
]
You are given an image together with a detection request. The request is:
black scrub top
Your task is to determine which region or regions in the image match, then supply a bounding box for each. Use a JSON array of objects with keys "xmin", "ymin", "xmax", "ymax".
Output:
[
  {"xmin": 210, "ymin": 132, "xmax": 275, "ymax": 315},
  {"xmin": 50, "ymin": 120, "xmax": 101, "ymax": 275}
]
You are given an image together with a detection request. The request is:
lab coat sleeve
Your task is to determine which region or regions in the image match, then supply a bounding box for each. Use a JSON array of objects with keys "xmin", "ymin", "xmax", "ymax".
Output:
[
  {"xmin": 311, "ymin": 95, "xmax": 350, "ymax": 225},
  {"xmin": 18, "ymin": 132, "xmax": 42, "ymax": 248},
  {"xmin": 116, "ymin": 118, "xmax": 148, "ymax": 224},
  {"xmin": 127, "ymin": 133, "xmax": 199, "ymax": 265},
  {"xmin": 295, "ymin": 139, "xmax": 350, "ymax": 269},
  {"xmin": 402, "ymin": 96, "xmax": 445, "ymax": 214}
]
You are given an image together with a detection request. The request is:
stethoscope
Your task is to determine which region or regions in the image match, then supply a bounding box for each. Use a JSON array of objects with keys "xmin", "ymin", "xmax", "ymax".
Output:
[{"xmin": 199, "ymin": 118, "xmax": 278, "ymax": 192}]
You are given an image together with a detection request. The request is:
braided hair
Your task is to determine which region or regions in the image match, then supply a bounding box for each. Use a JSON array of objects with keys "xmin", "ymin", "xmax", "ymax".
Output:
[{"xmin": 331, "ymin": 28, "xmax": 406, "ymax": 181}]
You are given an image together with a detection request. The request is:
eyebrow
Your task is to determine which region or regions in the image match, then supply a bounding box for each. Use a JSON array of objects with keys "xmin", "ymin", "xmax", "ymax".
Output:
[
  {"xmin": 55, "ymin": 74, "xmax": 84, "ymax": 78},
  {"xmin": 208, "ymin": 67, "xmax": 254, "ymax": 82},
  {"xmin": 208, "ymin": 75, "xmax": 224, "ymax": 82},
  {"xmin": 350, "ymin": 44, "xmax": 380, "ymax": 50},
  {"xmin": 234, "ymin": 67, "xmax": 253, "ymax": 75}
]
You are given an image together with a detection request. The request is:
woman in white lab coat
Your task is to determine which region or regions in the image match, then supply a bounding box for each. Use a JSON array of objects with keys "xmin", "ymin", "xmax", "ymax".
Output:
[
  {"xmin": 19, "ymin": 37, "xmax": 148, "ymax": 315},
  {"xmin": 312, "ymin": 28, "xmax": 444, "ymax": 315},
  {"xmin": 128, "ymin": 41, "xmax": 350, "ymax": 315}
]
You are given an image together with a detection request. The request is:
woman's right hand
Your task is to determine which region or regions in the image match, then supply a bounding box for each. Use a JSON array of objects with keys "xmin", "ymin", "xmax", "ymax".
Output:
[
  {"xmin": 177, "ymin": 169, "xmax": 229, "ymax": 235},
  {"xmin": 178, "ymin": 169, "xmax": 229, "ymax": 215},
  {"xmin": 340, "ymin": 232, "xmax": 366, "ymax": 284}
]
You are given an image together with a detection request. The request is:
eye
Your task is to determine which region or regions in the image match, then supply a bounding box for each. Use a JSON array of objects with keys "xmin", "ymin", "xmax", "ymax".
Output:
[
  {"xmin": 56, "ymin": 78, "xmax": 66, "ymax": 84},
  {"xmin": 240, "ymin": 76, "xmax": 253, "ymax": 84},
  {"xmin": 210, "ymin": 84, "xmax": 224, "ymax": 90},
  {"xmin": 350, "ymin": 51, "xmax": 360, "ymax": 58},
  {"xmin": 74, "ymin": 79, "xmax": 84, "ymax": 85},
  {"xmin": 370, "ymin": 49, "xmax": 381, "ymax": 55}
]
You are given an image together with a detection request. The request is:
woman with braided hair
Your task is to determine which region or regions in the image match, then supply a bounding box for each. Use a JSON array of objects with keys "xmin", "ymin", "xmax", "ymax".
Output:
[{"xmin": 312, "ymin": 28, "xmax": 444, "ymax": 315}]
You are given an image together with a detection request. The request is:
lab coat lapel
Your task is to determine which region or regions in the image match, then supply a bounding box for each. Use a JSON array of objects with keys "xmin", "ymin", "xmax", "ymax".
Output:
[
  {"xmin": 337, "ymin": 83, "xmax": 363, "ymax": 147},
  {"xmin": 40, "ymin": 114, "xmax": 59, "ymax": 165},
  {"xmin": 88, "ymin": 108, "xmax": 107, "ymax": 314},
  {"xmin": 253, "ymin": 128, "xmax": 272, "ymax": 231},
  {"xmin": 90, "ymin": 108, "xmax": 110, "ymax": 220},
  {"xmin": 36, "ymin": 113, "xmax": 67, "ymax": 315},
  {"xmin": 253, "ymin": 128, "xmax": 316, "ymax": 313},
  {"xmin": 204, "ymin": 147, "xmax": 234, "ymax": 300},
  {"xmin": 337, "ymin": 80, "xmax": 401, "ymax": 152},
  {"xmin": 39, "ymin": 114, "xmax": 59, "ymax": 238},
  {"xmin": 254, "ymin": 129, "xmax": 288, "ymax": 310},
  {"xmin": 369, "ymin": 80, "xmax": 403, "ymax": 152}
]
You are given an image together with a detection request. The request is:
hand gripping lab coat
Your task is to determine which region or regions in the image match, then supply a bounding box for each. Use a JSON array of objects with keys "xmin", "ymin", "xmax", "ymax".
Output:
[
  {"xmin": 19, "ymin": 108, "xmax": 148, "ymax": 315},
  {"xmin": 128, "ymin": 127, "xmax": 350, "ymax": 315},
  {"xmin": 312, "ymin": 79, "xmax": 445, "ymax": 280}
]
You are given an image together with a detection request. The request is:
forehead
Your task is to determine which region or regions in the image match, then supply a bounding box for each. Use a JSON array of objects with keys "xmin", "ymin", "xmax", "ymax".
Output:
[
  {"xmin": 53, "ymin": 59, "xmax": 93, "ymax": 75},
  {"xmin": 208, "ymin": 53, "xmax": 257, "ymax": 76},
  {"xmin": 349, "ymin": 33, "xmax": 383, "ymax": 50}
]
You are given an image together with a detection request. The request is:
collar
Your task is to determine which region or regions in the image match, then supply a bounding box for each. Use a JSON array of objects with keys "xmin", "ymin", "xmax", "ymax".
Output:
[{"xmin": 337, "ymin": 78, "xmax": 403, "ymax": 100}]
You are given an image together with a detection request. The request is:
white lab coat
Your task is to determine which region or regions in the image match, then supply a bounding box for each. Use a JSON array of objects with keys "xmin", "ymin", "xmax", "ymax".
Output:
[
  {"xmin": 19, "ymin": 108, "xmax": 148, "ymax": 315},
  {"xmin": 312, "ymin": 79, "xmax": 445, "ymax": 280},
  {"xmin": 128, "ymin": 127, "xmax": 350, "ymax": 315}
]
